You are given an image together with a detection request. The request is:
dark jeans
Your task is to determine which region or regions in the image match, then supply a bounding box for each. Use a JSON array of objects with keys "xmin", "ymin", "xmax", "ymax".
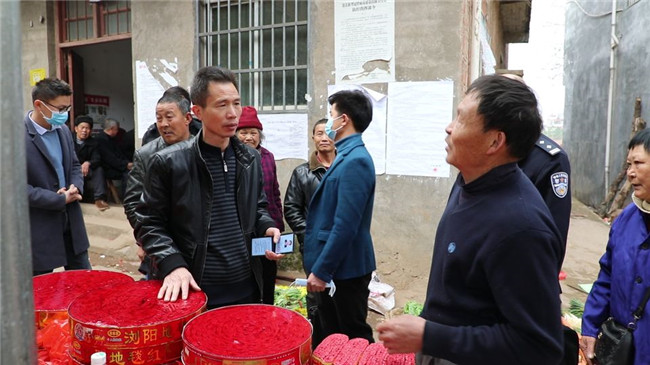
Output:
[
  {"xmin": 309, "ymin": 273, "xmax": 374, "ymax": 348},
  {"xmin": 32, "ymin": 212, "xmax": 91, "ymax": 276},
  {"xmin": 261, "ymin": 257, "xmax": 277, "ymax": 305},
  {"xmin": 87, "ymin": 166, "xmax": 107, "ymax": 201}
]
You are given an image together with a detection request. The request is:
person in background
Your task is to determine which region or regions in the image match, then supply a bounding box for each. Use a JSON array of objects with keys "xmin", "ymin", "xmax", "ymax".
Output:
[
  {"xmin": 377, "ymin": 75, "xmax": 563, "ymax": 365},
  {"xmin": 124, "ymin": 88, "xmax": 193, "ymax": 277},
  {"xmin": 284, "ymin": 118, "xmax": 336, "ymax": 267},
  {"xmin": 580, "ymin": 128, "xmax": 650, "ymax": 365},
  {"xmin": 25, "ymin": 78, "xmax": 91, "ymax": 276},
  {"xmin": 73, "ymin": 115, "xmax": 109, "ymax": 211},
  {"xmin": 141, "ymin": 86, "xmax": 202, "ymax": 145},
  {"xmin": 96, "ymin": 118, "xmax": 133, "ymax": 197},
  {"xmin": 303, "ymin": 90, "xmax": 377, "ymax": 347},
  {"xmin": 236, "ymin": 106, "xmax": 284, "ymax": 305},
  {"xmin": 135, "ymin": 66, "xmax": 282, "ymax": 308}
]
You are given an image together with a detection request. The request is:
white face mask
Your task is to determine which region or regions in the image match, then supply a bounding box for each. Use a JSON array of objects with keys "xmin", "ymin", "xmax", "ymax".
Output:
[{"xmin": 324, "ymin": 115, "xmax": 343, "ymax": 140}]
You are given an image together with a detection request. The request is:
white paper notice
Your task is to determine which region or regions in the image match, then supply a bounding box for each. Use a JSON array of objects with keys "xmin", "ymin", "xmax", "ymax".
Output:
[
  {"xmin": 135, "ymin": 61, "xmax": 166, "ymax": 138},
  {"xmin": 257, "ymin": 113, "xmax": 308, "ymax": 161},
  {"xmin": 386, "ymin": 81, "xmax": 453, "ymax": 177},
  {"xmin": 327, "ymin": 85, "xmax": 387, "ymax": 174},
  {"xmin": 335, "ymin": 0, "xmax": 395, "ymax": 84}
]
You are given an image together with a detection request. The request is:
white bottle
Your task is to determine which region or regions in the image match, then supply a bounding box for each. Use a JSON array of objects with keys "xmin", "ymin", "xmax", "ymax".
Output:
[{"xmin": 90, "ymin": 352, "xmax": 107, "ymax": 365}]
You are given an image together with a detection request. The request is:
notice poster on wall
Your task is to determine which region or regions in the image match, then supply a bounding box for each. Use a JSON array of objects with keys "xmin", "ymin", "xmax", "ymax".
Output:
[
  {"xmin": 386, "ymin": 81, "xmax": 453, "ymax": 178},
  {"xmin": 135, "ymin": 60, "xmax": 166, "ymax": 138},
  {"xmin": 257, "ymin": 113, "xmax": 309, "ymax": 161},
  {"xmin": 84, "ymin": 94, "xmax": 109, "ymax": 132},
  {"xmin": 334, "ymin": 0, "xmax": 395, "ymax": 84},
  {"xmin": 327, "ymin": 84, "xmax": 387, "ymax": 174}
]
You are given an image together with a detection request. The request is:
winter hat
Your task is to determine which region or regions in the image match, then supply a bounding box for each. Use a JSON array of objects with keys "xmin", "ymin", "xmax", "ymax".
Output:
[{"xmin": 238, "ymin": 106, "xmax": 263, "ymax": 130}]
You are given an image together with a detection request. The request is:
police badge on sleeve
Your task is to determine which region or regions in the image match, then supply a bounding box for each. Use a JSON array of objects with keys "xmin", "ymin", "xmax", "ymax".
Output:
[{"xmin": 550, "ymin": 172, "xmax": 569, "ymax": 198}]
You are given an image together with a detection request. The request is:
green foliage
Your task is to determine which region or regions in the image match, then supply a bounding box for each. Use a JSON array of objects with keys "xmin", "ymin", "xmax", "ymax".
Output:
[
  {"xmin": 403, "ymin": 301, "xmax": 424, "ymax": 316},
  {"xmin": 569, "ymin": 299, "xmax": 585, "ymax": 318}
]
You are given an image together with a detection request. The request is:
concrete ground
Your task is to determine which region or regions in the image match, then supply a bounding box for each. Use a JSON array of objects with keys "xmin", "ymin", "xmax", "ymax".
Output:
[{"xmin": 79, "ymin": 196, "xmax": 611, "ymax": 324}]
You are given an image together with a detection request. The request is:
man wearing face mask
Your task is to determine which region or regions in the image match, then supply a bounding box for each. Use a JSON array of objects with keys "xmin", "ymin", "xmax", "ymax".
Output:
[
  {"xmin": 25, "ymin": 78, "xmax": 91, "ymax": 276},
  {"xmin": 303, "ymin": 89, "xmax": 377, "ymax": 347}
]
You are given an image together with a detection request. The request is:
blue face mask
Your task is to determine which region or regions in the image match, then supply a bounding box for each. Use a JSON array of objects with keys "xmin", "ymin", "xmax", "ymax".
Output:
[
  {"xmin": 325, "ymin": 115, "xmax": 343, "ymax": 141},
  {"xmin": 40, "ymin": 103, "xmax": 69, "ymax": 126}
]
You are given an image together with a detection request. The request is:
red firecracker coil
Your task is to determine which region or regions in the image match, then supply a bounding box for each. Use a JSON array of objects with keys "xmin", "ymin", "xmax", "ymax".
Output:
[
  {"xmin": 182, "ymin": 304, "xmax": 312, "ymax": 365},
  {"xmin": 311, "ymin": 334, "xmax": 349, "ymax": 365},
  {"xmin": 357, "ymin": 342, "xmax": 388, "ymax": 365},
  {"xmin": 33, "ymin": 270, "xmax": 134, "ymax": 329},
  {"xmin": 68, "ymin": 280, "xmax": 206, "ymax": 365},
  {"xmin": 332, "ymin": 337, "xmax": 369, "ymax": 365}
]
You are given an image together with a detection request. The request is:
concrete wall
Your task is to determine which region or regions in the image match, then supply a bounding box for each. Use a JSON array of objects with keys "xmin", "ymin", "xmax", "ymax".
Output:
[
  {"xmin": 130, "ymin": 0, "xmax": 196, "ymax": 139},
  {"xmin": 298, "ymin": 0, "xmax": 467, "ymax": 298},
  {"xmin": 21, "ymin": 1, "xmax": 56, "ymax": 111},
  {"xmin": 564, "ymin": 0, "xmax": 650, "ymax": 207}
]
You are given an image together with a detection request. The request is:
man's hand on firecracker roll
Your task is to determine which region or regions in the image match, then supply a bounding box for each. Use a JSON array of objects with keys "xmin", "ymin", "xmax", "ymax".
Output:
[{"xmin": 158, "ymin": 267, "xmax": 201, "ymax": 302}]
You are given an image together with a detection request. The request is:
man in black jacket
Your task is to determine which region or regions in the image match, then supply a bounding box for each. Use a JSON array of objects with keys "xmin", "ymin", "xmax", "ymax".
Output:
[
  {"xmin": 135, "ymin": 67, "xmax": 282, "ymax": 308},
  {"xmin": 96, "ymin": 118, "xmax": 132, "ymax": 197},
  {"xmin": 141, "ymin": 86, "xmax": 202, "ymax": 145},
  {"xmin": 284, "ymin": 118, "xmax": 335, "ymax": 261},
  {"xmin": 73, "ymin": 115, "xmax": 109, "ymax": 211},
  {"xmin": 124, "ymin": 89, "xmax": 193, "ymax": 276}
]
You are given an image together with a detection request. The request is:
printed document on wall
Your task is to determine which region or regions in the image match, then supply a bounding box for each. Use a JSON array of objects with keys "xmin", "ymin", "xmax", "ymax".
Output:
[
  {"xmin": 335, "ymin": 0, "xmax": 395, "ymax": 84},
  {"xmin": 328, "ymin": 84, "xmax": 387, "ymax": 174},
  {"xmin": 386, "ymin": 81, "xmax": 452, "ymax": 177},
  {"xmin": 135, "ymin": 61, "xmax": 166, "ymax": 138},
  {"xmin": 258, "ymin": 113, "xmax": 308, "ymax": 161}
]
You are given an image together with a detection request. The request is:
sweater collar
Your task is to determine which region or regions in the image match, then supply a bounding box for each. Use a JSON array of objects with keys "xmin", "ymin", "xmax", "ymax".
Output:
[{"xmin": 459, "ymin": 162, "xmax": 519, "ymax": 194}]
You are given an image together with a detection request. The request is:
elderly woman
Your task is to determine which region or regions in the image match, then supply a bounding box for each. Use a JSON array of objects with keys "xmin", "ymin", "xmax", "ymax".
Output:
[
  {"xmin": 236, "ymin": 106, "xmax": 285, "ymax": 305},
  {"xmin": 581, "ymin": 129, "xmax": 650, "ymax": 365}
]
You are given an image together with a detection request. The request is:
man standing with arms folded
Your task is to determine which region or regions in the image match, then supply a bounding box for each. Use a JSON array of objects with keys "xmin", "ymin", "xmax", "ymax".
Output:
[
  {"xmin": 25, "ymin": 78, "xmax": 91, "ymax": 275},
  {"xmin": 377, "ymin": 75, "xmax": 563, "ymax": 365},
  {"xmin": 304, "ymin": 90, "xmax": 376, "ymax": 346},
  {"xmin": 135, "ymin": 67, "xmax": 282, "ymax": 308}
]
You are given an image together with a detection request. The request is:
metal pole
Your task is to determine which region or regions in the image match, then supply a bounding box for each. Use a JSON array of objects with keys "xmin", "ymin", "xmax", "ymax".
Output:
[
  {"xmin": 604, "ymin": 0, "xmax": 619, "ymax": 196},
  {"xmin": 0, "ymin": 1, "xmax": 37, "ymax": 364}
]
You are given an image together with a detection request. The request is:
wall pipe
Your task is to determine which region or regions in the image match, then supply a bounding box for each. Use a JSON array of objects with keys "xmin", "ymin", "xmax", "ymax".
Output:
[{"xmin": 604, "ymin": 0, "xmax": 619, "ymax": 195}]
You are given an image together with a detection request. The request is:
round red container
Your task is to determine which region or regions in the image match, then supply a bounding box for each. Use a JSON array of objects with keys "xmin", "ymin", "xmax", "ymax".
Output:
[
  {"xmin": 182, "ymin": 304, "xmax": 312, "ymax": 365},
  {"xmin": 33, "ymin": 270, "xmax": 134, "ymax": 328},
  {"xmin": 68, "ymin": 280, "xmax": 206, "ymax": 365}
]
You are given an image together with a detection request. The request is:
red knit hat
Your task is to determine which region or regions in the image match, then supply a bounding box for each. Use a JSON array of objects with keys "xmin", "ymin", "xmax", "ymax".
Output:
[{"xmin": 238, "ymin": 106, "xmax": 263, "ymax": 130}]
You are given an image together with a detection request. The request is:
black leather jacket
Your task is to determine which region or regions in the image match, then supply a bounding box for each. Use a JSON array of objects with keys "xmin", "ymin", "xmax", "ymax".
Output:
[
  {"xmin": 135, "ymin": 135, "xmax": 275, "ymax": 294},
  {"xmin": 283, "ymin": 151, "xmax": 329, "ymax": 249}
]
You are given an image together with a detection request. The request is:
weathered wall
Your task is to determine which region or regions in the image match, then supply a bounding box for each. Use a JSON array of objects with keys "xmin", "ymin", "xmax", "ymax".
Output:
[
  {"xmin": 564, "ymin": 0, "xmax": 650, "ymax": 207},
  {"xmin": 130, "ymin": 0, "xmax": 196, "ymax": 138},
  {"xmin": 20, "ymin": 1, "xmax": 56, "ymax": 111},
  {"xmin": 297, "ymin": 0, "xmax": 466, "ymax": 299}
]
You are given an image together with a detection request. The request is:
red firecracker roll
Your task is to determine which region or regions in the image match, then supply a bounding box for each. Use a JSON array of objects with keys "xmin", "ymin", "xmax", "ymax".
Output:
[
  {"xmin": 68, "ymin": 280, "xmax": 206, "ymax": 365},
  {"xmin": 182, "ymin": 304, "xmax": 312, "ymax": 365},
  {"xmin": 357, "ymin": 342, "xmax": 389, "ymax": 364},
  {"xmin": 33, "ymin": 270, "xmax": 133, "ymax": 328},
  {"xmin": 311, "ymin": 333, "xmax": 349, "ymax": 365},
  {"xmin": 384, "ymin": 352, "xmax": 416, "ymax": 365},
  {"xmin": 332, "ymin": 337, "xmax": 369, "ymax": 365}
]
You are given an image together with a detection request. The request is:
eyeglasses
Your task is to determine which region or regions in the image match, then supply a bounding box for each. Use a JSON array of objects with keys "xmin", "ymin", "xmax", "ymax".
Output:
[{"xmin": 40, "ymin": 100, "xmax": 72, "ymax": 113}]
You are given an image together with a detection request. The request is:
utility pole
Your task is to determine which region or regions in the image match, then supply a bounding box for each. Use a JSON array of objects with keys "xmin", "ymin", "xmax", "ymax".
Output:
[{"xmin": 0, "ymin": 1, "xmax": 37, "ymax": 364}]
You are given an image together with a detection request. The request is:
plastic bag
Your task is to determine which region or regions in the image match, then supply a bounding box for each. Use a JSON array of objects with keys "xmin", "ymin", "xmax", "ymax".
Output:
[{"xmin": 368, "ymin": 271, "xmax": 395, "ymax": 315}]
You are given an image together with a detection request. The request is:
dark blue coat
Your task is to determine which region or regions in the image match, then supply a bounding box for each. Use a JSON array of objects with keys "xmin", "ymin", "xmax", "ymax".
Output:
[
  {"xmin": 25, "ymin": 113, "xmax": 90, "ymax": 271},
  {"xmin": 303, "ymin": 134, "xmax": 376, "ymax": 282}
]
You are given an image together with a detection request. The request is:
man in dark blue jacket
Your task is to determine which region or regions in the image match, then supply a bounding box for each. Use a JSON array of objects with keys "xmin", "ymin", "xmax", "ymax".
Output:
[
  {"xmin": 378, "ymin": 75, "xmax": 563, "ymax": 365},
  {"xmin": 303, "ymin": 90, "xmax": 376, "ymax": 347}
]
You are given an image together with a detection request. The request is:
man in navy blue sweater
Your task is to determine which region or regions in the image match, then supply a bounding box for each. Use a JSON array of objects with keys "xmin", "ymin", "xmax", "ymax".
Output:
[{"xmin": 378, "ymin": 75, "xmax": 563, "ymax": 365}]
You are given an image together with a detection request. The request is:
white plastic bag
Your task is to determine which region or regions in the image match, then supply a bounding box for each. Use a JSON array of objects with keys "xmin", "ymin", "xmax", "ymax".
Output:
[{"xmin": 368, "ymin": 271, "xmax": 395, "ymax": 315}]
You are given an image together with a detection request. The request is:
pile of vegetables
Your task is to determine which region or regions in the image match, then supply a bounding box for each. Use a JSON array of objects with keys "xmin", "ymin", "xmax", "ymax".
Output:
[{"xmin": 274, "ymin": 285, "xmax": 307, "ymax": 317}]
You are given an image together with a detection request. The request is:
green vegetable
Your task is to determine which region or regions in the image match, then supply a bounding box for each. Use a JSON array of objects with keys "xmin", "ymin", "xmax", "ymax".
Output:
[
  {"xmin": 568, "ymin": 299, "xmax": 584, "ymax": 318},
  {"xmin": 403, "ymin": 301, "xmax": 424, "ymax": 316}
]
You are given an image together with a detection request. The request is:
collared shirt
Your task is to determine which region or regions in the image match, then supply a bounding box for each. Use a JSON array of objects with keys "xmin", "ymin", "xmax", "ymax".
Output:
[{"xmin": 29, "ymin": 112, "xmax": 65, "ymax": 189}]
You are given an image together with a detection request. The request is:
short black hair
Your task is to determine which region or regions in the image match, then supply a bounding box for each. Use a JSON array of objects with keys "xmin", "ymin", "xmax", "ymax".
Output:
[
  {"xmin": 467, "ymin": 74, "xmax": 542, "ymax": 160},
  {"xmin": 163, "ymin": 86, "xmax": 191, "ymax": 103},
  {"xmin": 313, "ymin": 118, "xmax": 327, "ymax": 134},
  {"xmin": 190, "ymin": 67, "xmax": 238, "ymax": 108},
  {"xmin": 629, "ymin": 128, "xmax": 650, "ymax": 152},
  {"xmin": 32, "ymin": 78, "xmax": 72, "ymax": 104},
  {"xmin": 157, "ymin": 92, "xmax": 191, "ymax": 115},
  {"xmin": 74, "ymin": 115, "xmax": 94, "ymax": 127},
  {"xmin": 328, "ymin": 90, "xmax": 373, "ymax": 133}
]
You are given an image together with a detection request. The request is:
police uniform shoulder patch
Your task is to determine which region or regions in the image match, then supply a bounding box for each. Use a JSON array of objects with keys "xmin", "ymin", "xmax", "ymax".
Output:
[
  {"xmin": 550, "ymin": 172, "xmax": 569, "ymax": 198},
  {"xmin": 535, "ymin": 136, "xmax": 562, "ymax": 156}
]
